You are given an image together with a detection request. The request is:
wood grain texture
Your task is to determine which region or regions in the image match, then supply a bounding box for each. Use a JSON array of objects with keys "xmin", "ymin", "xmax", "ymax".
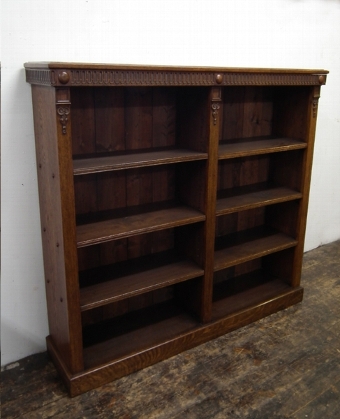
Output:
[
  {"xmin": 70, "ymin": 285, "xmax": 302, "ymax": 396},
  {"xmin": 218, "ymin": 137, "xmax": 307, "ymax": 159},
  {"xmin": 290, "ymin": 86, "xmax": 322, "ymax": 287},
  {"xmin": 32, "ymin": 86, "xmax": 84, "ymax": 373},
  {"xmin": 73, "ymin": 149, "xmax": 208, "ymax": 175},
  {"xmin": 76, "ymin": 206, "xmax": 205, "ymax": 247},
  {"xmin": 214, "ymin": 228, "xmax": 297, "ymax": 271},
  {"xmin": 199, "ymin": 87, "xmax": 221, "ymax": 322},
  {"xmin": 216, "ymin": 185, "xmax": 302, "ymax": 215},
  {"xmin": 80, "ymin": 260, "xmax": 204, "ymax": 311},
  {"xmin": 24, "ymin": 62, "xmax": 329, "ymax": 73}
]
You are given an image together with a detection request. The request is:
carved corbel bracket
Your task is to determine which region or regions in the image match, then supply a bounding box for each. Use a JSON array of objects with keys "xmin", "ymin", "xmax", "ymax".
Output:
[
  {"xmin": 211, "ymin": 87, "xmax": 222, "ymax": 126},
  {"xmin": 211, "ymin": 103, "xmax": 220, "ymax": 125},
  {"xmin": 57, "ymin": 105, "xmax": 70, "ymax": 135}
]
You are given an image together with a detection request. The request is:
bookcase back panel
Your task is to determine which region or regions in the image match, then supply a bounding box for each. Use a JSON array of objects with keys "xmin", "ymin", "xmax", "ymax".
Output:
[
  {"xmin": 217, "ymin": 150, "xmax": 304, "ymax": 201},
  {"xmin": 222, "ymin": 87, "xmax": 274, "ymax": 140},
  {"xmin": 272, "ymin": 87, "xmax": 310, "ymax": 141},
  {"xmin": 74, "ymin": 167, "xmax": 176, "ymax": 218},
  {"xmin": 217, "ymin": 155, "xmax": 270, "ymax": 193},
  {"xmin": 77, "ymin": 230, "xmax": 176, "ymax": 271},
  {"xmin": 215, "ymin": 202, "xmax": 299, "ymax": 240},
  {"xmin": 74, "ymin": 162, "xmax": 205, "ymax": 222},
  {"xmin": 70, "ymin": 86, "xmax": 211, "ymax": 158},
  {"xmin": 71, "ymin": 87, "xmax": 177, "ymax": 155},
  {"xmin": 221, "ymin": 86, "xmax": 311, "ymax": 143},
  {"xmin": 81, "ymin": 286, "xmax": 175, "ymax": 328},
  {"xmin": 269, "ymin": 150, "xmax": 304, "ymax": 191},
  {"xmin": 215, "ymin": 208, "xmax": 266, "ymax": 238}
]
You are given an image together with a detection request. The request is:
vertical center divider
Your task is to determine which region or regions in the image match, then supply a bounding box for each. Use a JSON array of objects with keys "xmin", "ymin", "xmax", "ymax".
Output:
[{"xmin": 201, "ymin": 86, "xmax": 222, "ymax": 322}]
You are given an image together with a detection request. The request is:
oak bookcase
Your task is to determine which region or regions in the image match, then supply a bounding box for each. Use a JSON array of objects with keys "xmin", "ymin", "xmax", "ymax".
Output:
[{"xmin": 25, "ymin": 63, "xmax": 328, "ymax": 396}]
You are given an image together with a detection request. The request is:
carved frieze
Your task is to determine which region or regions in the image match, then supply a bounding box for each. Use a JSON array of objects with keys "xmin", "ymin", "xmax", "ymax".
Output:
[
  {"xmin": 69, "ymin": 70, "xmax": 216, "ymax": 86},
  {"xmin": 25, "ymin": 68, "xmax": 326, "ymax": 87},
  {"xmin": 222, "ymin": 73, "xmax": 320, "ymax": 86}
]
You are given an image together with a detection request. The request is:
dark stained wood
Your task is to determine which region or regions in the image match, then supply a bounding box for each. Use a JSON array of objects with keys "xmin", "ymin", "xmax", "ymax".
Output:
[
  {"xmin": 219, "ymin": 155, "xmax": 269, "ymax": 189},
  {"xmin": 199, "ymin": 87, "xmax": 221, "ymax": 322},
  {"xmin": 212, "ymin": 276, "xmax": 294, "ymax": 318},
  {"xmin": 31, "ymin": 85, "xmax": 84, "ymax": 374},
  {"xmin": 266, "ymin": 200, "xmax": 300, "ymax": 238},
  {"xmin": 241, "ymin": 87, "xmax": 273, "ymax": 138},
  {"xmin": 24, "ymin": 61, "xmax": 329, "ymax": 73},
  {"xmin": 290, "ymin": 86, "xmax": 322, "ymax": 287},
  {"xmin": 269, "ymin": 149, "xmax": 305, "ymax": 191},
  {"xmin": 214, "ymin": 228, "xmax": 297, "ymax": 272},
  {"xmin": 71, "ymin": 88, "xmax": 96, "ymax": 155},
  {"xmin": 71, "ymin": 286, "xmax": 303, "ymax": 396},
  {"xmin": 152, "ymin": 87, "xmax": 177, "ymax": 147},
  {"xmin": 94, "ymin": 87, "xmax": 125, "ymax": 153},
  {"xmin": 216, "ymin": 185, "xmax": 302, "ymax": 215},
  {"xmin": 25, "ymin": 63, "xmax": 326, "ymax": 396},
  {"xmin": 177, "ymin": 88, "xmax": 211, "ymax": 153},
  {"xmin": 76, "ymin": 206, "xmax": 205, "ymax": 247},
  {"xmin": 218, "ymin": 136, "xmax": 307, "ymax": 159},
  {"xmin": 125, "ymin": 87, "xmax": 153, "ymax": 150},
  {"xmin": 73, "ymin": 149, "xmax": 208, "ymax": 175},
  {"xmin": 80, "ymin": 259, "xmax": 204, "ymax": 311}
]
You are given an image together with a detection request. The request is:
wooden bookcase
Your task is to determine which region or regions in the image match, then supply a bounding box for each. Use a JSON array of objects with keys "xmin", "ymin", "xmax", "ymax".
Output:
[{"xmin": 25, "ymin": 63, "xmax": 328, "ymax": 396}]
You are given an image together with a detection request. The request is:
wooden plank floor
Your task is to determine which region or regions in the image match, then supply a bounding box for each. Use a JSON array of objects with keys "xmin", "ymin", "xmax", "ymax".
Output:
[{"xmin": 2, "ymin": 240, "xmax": 340, "ymax": 419}]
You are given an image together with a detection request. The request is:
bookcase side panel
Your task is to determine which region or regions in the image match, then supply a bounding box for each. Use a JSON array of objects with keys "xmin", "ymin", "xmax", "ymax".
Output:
[
  {"xmin": 31, "ymin": 85, "xmax": 84, "ymax": 373},
  {"xmin": 291, "ymin": 86, "xmax": 322, "ymax": 286}
]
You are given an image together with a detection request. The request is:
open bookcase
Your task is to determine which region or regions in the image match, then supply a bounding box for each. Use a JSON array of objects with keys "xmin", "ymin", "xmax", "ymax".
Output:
[{"xmin": 25, "ymin": 63, "xmax": 327, "ymax": 396}]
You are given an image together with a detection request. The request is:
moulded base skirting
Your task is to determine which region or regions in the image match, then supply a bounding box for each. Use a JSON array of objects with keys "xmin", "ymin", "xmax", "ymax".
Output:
[{"xmin": 47, "ymin": 286, "xmax": 303, "ymax": 397}]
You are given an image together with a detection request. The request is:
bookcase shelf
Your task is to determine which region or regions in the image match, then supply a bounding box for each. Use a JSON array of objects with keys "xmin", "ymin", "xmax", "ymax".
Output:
[
  {"xmin": 216, "ymin": 184, "xmax": 302, "ymax": 215},
  {"xmin": 79, "ymin": 258, "xmax": 204, "ymax": 311},
  {"xmin": 76, "ymin": 205, "xmax": 205, "ymax": 247},
  {"xmin": 25, "ymin": 62, "xmax": 327, "ymax": 396},
  {"xmin": 73, "ymin": 148, "xmax": 208, "ymax": 175},
  {"xmin": 214, "ymin": 227, "xmax": 298, "ymax": 272},
  {"xmin": 218, "ymin": 136, "xmax": 307, "ymax": 159}
]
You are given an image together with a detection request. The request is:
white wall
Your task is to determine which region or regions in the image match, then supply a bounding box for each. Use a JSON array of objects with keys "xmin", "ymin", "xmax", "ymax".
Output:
[{"xmin": 1, "ymin": 0, "xmax": 340, "ymax": 366}]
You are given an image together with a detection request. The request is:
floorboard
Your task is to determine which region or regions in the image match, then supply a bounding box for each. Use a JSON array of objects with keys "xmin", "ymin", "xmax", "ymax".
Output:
[{"xmin": 1, "ymin": 240, "xmax": 340, "ymax": 419}]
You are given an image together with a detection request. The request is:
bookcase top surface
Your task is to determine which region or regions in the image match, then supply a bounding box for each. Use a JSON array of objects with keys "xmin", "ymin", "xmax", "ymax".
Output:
[
  {"xmin": 24, "ymin": 62, "xmax": 328, "ymax": 87},
  {"xmin": 24, "ymin": 61, "xmax": 328, "ymax": 74}
]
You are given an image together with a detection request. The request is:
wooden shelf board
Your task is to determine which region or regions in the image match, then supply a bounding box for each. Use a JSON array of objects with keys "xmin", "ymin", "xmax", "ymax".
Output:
[
  {"xmin": 50, "ymin": 281, "xmax": 303, "ymax": 396},
  {"xmin": 212, "ymin": 279, "xmax": 293, "ymax": 320},
  {"xmin": 73, "ymin": 149, "xmax": 208, "ymax": 175},
  {"xmin": 76, "ymin": 206, "xmax": 205, "ymax": 247},
  {"xmin": 218, "ymin": 137, "xmax": 307, "ymax": 159},
  {"xmin": 82, "ymin": 277, "xmax": 294, "ymax": 369},
  {"xmin": 80, "ymin": 259, "xmax": 204, "ymax": 311},
  {"xmin": 82, "ymin": 303, "xmax": 200, "ymax": 368},
  {"xmin": 214, "ymin": 230, "xmax": 297, "ymax": 272},
  {"xmin": 216, "ymin": 186, "xmax": 302, "ymax": 215}
]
